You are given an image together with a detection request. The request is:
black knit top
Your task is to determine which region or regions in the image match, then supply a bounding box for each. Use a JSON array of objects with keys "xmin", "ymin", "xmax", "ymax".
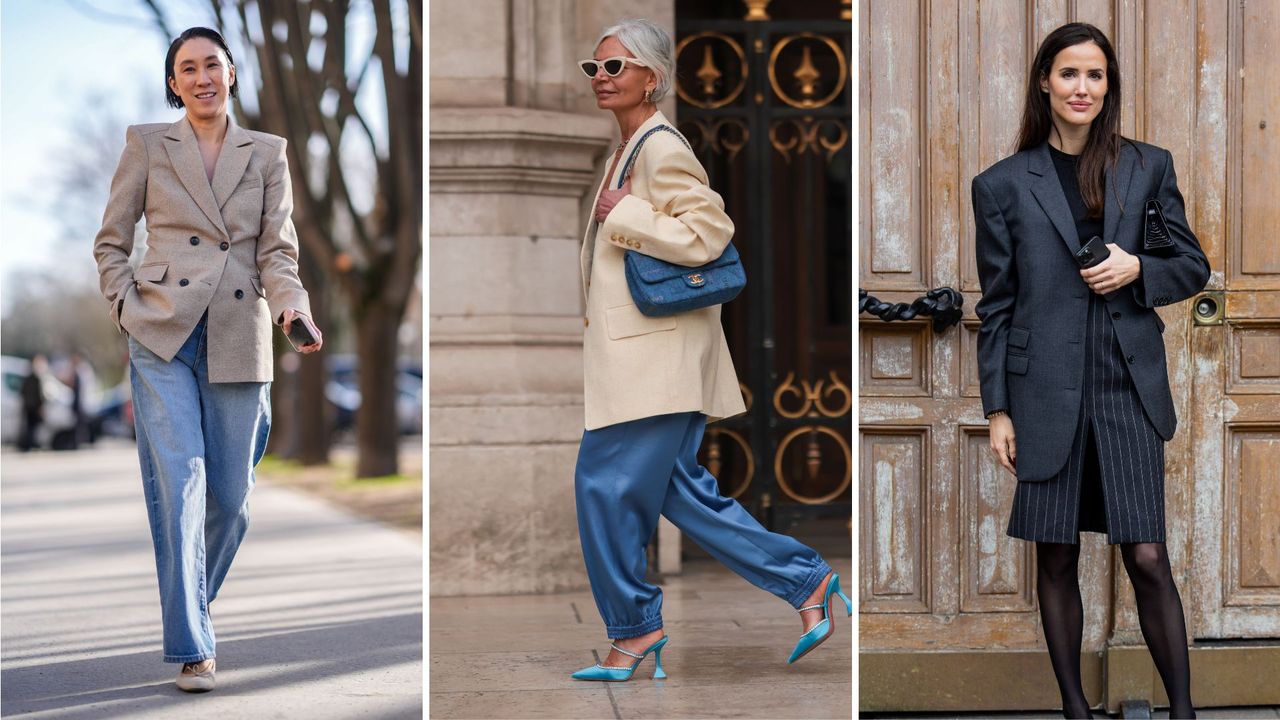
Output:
[{"xmin": 1049, "ymin": 143, "xmax": 1104, "ymax": 244}]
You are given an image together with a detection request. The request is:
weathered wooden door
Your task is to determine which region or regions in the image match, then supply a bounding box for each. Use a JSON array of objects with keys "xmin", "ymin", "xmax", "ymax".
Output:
[
  {"xmin": 1186, "ymin": 0, "xmax": 1280, "ymax": 646},
  {"xmin": 859, "ymin": 0, "xmax": 1280, "ymax": 712}
]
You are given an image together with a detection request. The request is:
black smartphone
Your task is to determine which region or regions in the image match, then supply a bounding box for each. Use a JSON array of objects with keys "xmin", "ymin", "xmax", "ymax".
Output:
[
  {"xmin": 1074, "ymin": 235, "xmax": 1118, "ymax": 300},
  {"xmin": 1073, "ymin": 235, "xmax": 1111, "ymax": 268},
  {"xmin": 284, "ymin": 315, "xmax": 318, "ymax": 350}
]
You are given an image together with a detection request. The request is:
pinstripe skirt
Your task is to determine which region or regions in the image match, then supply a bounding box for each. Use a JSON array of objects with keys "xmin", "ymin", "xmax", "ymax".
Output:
[{"xmin": 1006, "ymin": 291, "xmax": 1166, "ymax": 545}]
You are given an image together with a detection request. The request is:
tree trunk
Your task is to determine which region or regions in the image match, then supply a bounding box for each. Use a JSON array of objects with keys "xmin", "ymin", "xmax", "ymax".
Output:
[
  {"xmin": 355, "ymin": 302, "xmax": 401, "ymax": 478},
  {"xmin": 295, "ymin": 235, "xmax": 331, "ymax": 465}
]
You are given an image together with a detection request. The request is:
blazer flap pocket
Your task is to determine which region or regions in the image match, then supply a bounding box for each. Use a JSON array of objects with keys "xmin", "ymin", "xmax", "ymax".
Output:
[
  {"xmin": 135, "ymin": 263, "xmax": 168, "ymax": 283},
  {"xmin": 1006, "ymin": 353, "xmax": 1029, "ymax": 375},
  {"xmin": 1008, "ymin": 326, "xmax": 1030, "ymax": 349},
  {"xmin": 606, "ymin": 304, "xmax": 677, "ymax": 340},
  {"xmin": 249, "ymin": 275, "xmax": 265, "ymax": 298}
]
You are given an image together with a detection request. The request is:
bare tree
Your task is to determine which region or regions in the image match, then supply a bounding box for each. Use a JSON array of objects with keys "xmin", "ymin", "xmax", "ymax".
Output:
[{"xmin": 147, "ymin": 0, "xmax": 422, "ymax": 476}]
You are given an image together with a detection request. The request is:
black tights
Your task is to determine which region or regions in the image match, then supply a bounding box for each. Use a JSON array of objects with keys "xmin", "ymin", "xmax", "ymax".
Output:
[{"xmin": 1036, "ymin": 541, "xmax": 1195, "ymax": 719}]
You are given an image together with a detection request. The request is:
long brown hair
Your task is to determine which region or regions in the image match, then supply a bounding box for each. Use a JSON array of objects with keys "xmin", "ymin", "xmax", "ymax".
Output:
[{"xmin": 1016, "ymin": 23, "xmax": 1129, "ymax": 219}]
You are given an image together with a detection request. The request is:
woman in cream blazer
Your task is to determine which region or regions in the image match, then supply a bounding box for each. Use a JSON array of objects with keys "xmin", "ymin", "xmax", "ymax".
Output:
[
  {"xmin": 568, "ymin": 19, "xmax": 850, "ymax": 683},
  {"xmin": 92, "ymin": 27, "xmax": 321, "ymax": 692}
]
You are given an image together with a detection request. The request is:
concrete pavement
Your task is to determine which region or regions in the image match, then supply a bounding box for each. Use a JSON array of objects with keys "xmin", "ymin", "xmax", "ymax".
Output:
[
  {"xmin": 1, "ymin": 440, "xmax": 422, "ymax": 719},
  {"xmin": 430, "ymin": 558, "xmax": 853, "ymax": 719}
]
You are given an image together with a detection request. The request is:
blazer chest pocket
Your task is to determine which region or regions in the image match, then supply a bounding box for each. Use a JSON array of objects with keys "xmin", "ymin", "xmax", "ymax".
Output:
[
  {"xmin": 605, "ymin": 304, "xmax": 676, "ymax": 340},
  {"xmin": 135, "ymin": 262, "xmax": 168, "ymax": 284}
]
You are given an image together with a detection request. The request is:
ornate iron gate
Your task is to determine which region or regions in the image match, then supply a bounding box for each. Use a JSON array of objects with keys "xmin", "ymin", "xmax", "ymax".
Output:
[{"xmin": 677, "ymin": 1, "xmax": 852, "ymax": 531}]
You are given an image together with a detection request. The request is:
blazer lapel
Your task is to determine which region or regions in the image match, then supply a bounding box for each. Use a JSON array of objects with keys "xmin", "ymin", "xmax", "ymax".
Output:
[
  {"xmin": 1103, "ymin": 142, "xmax": 1136, "ymax": 247},
  {"xmin": 1027, "ymin": 141, "xmax": 1083, "ymax": 255},
  {"xmin": 163, "ymin": 117, "xmax": 230, "ymax": 239},
  {"xmin": 211, "ymin": 119, "xmax": 255, "ymax": 210}
]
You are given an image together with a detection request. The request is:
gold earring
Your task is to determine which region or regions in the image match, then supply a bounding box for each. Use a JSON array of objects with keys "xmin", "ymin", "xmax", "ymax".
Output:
[{"xmin": 644, "ymin": 89, "xmax": 652, "ymax": 103}]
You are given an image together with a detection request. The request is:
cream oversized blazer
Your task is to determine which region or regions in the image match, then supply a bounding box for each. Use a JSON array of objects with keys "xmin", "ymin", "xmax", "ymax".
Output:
[
  {"xmin": 93, "ymin": 116, "xmax": 311, "ymax": 383},
  {"xmin": 581, "ymin": 110, "xmax": 747, "ymax": 430}
]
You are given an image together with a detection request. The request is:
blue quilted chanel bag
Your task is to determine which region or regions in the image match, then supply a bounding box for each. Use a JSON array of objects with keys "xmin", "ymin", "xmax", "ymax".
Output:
[{"xmin": 616, "ymin": 125, "xmax": 745, "ymax": 317}]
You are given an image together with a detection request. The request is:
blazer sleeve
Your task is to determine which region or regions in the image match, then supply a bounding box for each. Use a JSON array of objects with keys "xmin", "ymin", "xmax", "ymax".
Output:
[
  {"xmin": 92, "ymin": 126, "xmax": 147, "ymax": 333},
  {"xmin": 597, "ymin": 141, "xmax": 734, "ymax": 267},
  {"xmin": 1129, "ymin": 149, "xmax": 1210, "ymax": 308},
  {"xmin": 256, "ymin": 137, "xmax": 312, "ymax": 323},
  {"xmin": 973, "ymin": 174, "xmax": 1017, "ymax": 417}
]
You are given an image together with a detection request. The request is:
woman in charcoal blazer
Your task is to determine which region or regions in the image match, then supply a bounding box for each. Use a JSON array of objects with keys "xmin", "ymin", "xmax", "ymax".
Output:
[
  {"xmin": 93, "ymin": 27, "xmax": 322, "ymax": 692},
  {"xmin": 567, "ymin": 18, "xmax": 849, "ymax": 683},
  {"xmin": 973, "ymin": 24, "xmax": 1207, "ymax": 719}
]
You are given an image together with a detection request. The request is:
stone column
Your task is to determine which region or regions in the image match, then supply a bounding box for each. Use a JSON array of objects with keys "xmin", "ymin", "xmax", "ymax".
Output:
[{"xmin": 429, "ymin": 0, "xmax": 677, "ymax": 596}]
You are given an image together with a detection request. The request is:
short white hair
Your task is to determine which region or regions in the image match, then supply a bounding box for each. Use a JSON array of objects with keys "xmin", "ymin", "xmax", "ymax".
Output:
[{"xmin": 596, "ymin": 18, "xmax": 674, "ymax": 103}]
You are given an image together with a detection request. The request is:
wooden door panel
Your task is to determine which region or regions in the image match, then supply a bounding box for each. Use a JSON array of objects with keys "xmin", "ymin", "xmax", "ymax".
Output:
[{"xmin": 860, "ymin": 429, "xmax": 929, "ymax": 613}]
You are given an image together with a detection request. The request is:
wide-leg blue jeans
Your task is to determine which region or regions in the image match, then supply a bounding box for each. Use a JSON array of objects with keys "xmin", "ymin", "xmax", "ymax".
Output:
[
  {"xmin": 128, "ymin": 313, "xmax": 271, "ymax": 663},
  {"xmin": 574, "ymin": 411, "xmax": 832, "ymax": 639}
]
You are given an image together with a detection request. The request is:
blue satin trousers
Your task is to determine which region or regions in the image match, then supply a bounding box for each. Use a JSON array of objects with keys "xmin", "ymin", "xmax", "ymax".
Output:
[{"xmin": 574, "ymin": 411, "xmax": 832, "ymax": 639}]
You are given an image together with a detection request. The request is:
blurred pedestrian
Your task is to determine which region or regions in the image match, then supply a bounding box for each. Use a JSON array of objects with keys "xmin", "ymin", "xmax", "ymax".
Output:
[
  {"xmin": 569, "ymin": 19, "xmax": 849, "ymax": 683},
  {"xmin": 92, "ymin": 26, "xmax": 323, "ymax": 693},
  {"xmin": 67, "ymin": 352, "xmax": 94, "ymax": 448},
  {"xmin": 18, "ymin": 354, "xmax": 47, "ymax": 452}
]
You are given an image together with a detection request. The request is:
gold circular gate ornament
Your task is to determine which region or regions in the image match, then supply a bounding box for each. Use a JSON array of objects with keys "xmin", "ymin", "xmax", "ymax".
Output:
[
  {"xmin": 675, "ymin": 32, "xmax": 748, "ymax": 109},
  {"xmin": 773, "ymin": 425, "xmax": 852, "ymax": 505},
  {"xmin": 767, "ymin": 33, "xmax": 848, "ymax": 110},
  {"xmin": 702, "ymin": 428, "xmax": 755, "ymax": 499}
]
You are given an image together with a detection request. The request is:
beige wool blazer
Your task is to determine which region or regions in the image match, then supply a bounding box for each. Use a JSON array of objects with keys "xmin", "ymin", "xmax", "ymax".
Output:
[
  {"xmin": 581, "ymin": 110, "xmax": 746, "ymax": 430},
  {"xmin": 93, "ymin": 116, "xmax": 311, "ymax": 383}
]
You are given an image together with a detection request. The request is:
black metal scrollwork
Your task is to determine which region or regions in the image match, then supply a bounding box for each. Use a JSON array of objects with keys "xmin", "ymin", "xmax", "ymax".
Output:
[{"xmin": 858, "ymin": 287, "xmax": 963, "ymax": 332}]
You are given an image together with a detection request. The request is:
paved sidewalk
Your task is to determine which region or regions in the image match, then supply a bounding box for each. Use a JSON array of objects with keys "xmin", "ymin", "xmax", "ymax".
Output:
[
  {"xmin": 430, "ymin": 558, "xmax": 853, "ymax": 719},
  {"xmin": 1, "ymin": 441, "xmax": 423, "ymax": 719}
]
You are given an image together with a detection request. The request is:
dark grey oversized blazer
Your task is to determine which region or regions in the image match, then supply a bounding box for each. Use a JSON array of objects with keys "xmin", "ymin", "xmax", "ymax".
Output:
[{"xmin": 972, "ymin": 139, "xmax": 1210, "ymax": 482}]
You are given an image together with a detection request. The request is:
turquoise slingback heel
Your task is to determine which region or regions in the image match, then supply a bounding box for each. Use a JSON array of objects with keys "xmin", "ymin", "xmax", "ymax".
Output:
[
  {"xmin": 571, "ymin": 635, "xmax": 669, "ymax": 681},
  {"xmin": 787, "ymin": 572, "xmax": 852, "ymax": 664}
]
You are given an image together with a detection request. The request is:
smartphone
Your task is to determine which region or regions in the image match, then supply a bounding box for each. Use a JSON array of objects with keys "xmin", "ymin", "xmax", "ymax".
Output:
[
  {"xmin": 284, "ymin": 314, "xmax": 319, "ymax": 351},
  {"xmin": 1074, "ymin": 235, "xmax": 1118, "ymax": 300}
]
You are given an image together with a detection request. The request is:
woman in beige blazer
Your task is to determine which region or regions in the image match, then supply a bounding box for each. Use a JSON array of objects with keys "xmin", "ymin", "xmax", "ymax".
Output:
[
  {"xmin": 92, "ymin": 27, "xmax": 321, "ymax": 692},
  {"xmin": 569, "ymin": 19, "xmax": 850, "ymax": 683}
]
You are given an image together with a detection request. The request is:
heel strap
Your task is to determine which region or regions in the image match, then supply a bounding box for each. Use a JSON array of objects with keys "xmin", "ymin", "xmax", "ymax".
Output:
[
  {"xmin": 797, "ymin": 603, "xmax": 825, "ymax": 612},
  {"xmin": 610, "ymin": 643, "xmax": 644, "ymax": 659}
]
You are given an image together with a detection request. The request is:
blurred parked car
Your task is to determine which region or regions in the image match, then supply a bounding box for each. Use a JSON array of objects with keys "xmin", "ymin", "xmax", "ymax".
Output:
[
  {"xmin": 325, "ymin": 355, "xmax": 423, "ymax": 436},
  {"xmin": 1, "ymin": 356, "xmax": 80, "ymax": 450},
  {"xmin": 90, "ymin": 382, "xmax": 135, "ymax": 441}
]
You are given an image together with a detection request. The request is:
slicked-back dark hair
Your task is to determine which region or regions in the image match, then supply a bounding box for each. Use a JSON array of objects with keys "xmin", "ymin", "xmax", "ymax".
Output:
[
  {"xmin": 1016, "ymin": 22, "xmax": 1132, "ymax": 219},
  {"xmin": 165, "ymin": 26, "xmax": 238, "ymax": 109}
]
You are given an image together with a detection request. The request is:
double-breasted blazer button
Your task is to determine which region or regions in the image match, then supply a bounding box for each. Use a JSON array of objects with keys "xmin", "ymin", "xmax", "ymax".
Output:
[
  {"xmin": 234, "ymin": 289, "xmax": 245, "ymax": 299},
  {"xmin": 189, "ymin": 236, "xmax": 199, "ymax": 245},
  {"xmin": 179, "ymin": 278, "xmax": 190, "ymax": 287},
  {"xmin": 584, "ymin": 316, "xmax": 589, "ymax": 327},
  {"xmin": 220, "ymin": 241, "xmax": 229, "ymax": 251},
  {"xmin": 1127, "ymin": 354, "xmax": 1136, "ymax": 363},
  {"xmin": 1112, "ymin": 311, "xmax": 1121, "ymax": 319}
]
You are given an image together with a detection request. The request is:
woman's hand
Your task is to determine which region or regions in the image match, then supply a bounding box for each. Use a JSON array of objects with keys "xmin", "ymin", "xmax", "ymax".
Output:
[
  {"xmin": 1080, "ymin": 243, "xmax": 1141, "ymax": 295},
  {"xmin": 594, "ymin": 177, "xmax": 632, "ymax": 223},
  {"xmin": 989, "ymin": 413, "xmax": 1017, "ymax": 476},
  {"xmin": 281, "ymin": 308, "xmax": 323, "ymax": 354}
]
